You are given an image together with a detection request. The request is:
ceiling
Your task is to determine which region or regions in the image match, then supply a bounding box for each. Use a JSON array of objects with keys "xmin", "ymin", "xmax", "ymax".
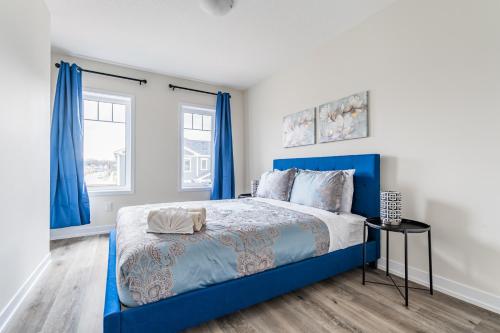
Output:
[{"xmin": 46, "ymin": 0, "xmax": 395, "ymax": 89}]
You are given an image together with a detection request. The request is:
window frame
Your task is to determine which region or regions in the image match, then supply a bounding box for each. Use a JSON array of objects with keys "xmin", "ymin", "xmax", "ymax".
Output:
[
  {"xmin": 83, "ymin": 89, "xmax": 135, "ymax": 196},
  {"xmin": 179, "ymin": 103, "xmax": 215, "ymax": 192}
]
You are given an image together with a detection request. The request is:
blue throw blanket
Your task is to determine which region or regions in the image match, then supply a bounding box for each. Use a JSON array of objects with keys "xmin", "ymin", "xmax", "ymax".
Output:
[{"xmin": 116, "ymin": 198, "xmax": 329, "ymax": 307}]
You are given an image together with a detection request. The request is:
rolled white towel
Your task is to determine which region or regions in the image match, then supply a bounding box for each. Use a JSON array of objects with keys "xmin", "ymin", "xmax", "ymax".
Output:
[
  {"xmin": 147, "ymin": 207, "xmax": 194, "ymax": 234},
  {"xmin": 187, "ymin": 208, "xmax": 207, "ymax": 228},
  {"xmin": 188, "ymin": 212, "xmax": 204, "ymax": 232}
]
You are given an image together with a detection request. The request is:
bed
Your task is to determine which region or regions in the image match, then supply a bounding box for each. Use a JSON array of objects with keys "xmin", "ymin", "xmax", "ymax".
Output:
[{"xmin": 104, "ymin": 154, "xmax": 380, "ymax": 333}]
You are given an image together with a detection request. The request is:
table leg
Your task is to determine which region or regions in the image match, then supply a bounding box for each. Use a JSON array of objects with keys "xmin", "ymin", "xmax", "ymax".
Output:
[
  {"xmin": 428, "ymin": 228, "xmax": 433, "ymax": 295},
  {"xmin": 386, "ymin": 230, "xmax": 389, "ymax": 276},
  {"xmin": 404, "ymin": 230, "xmax": 408, "ymax": 307},
  {"xmin": 362, "ymin": 222, "xmax": 366, "ymax": 285}
]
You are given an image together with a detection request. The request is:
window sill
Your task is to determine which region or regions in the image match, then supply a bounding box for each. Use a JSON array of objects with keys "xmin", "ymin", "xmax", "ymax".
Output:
[
  {"xmin": 88, "ymin": 188, "xmax": 134, "ymax": 197},
  {"xmin": 179, "ymin": 187, "xmax": 212, "ymax": 193}
]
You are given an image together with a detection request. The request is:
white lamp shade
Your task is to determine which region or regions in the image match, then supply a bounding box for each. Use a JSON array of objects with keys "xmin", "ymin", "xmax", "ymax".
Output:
[{"xmin": 199, "ymin": 0, "xmax": 234, "ymax": 16}]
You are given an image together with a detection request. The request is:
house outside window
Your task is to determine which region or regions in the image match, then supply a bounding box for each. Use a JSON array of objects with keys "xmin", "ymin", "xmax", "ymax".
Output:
[
  {"xmin": 83, "ymin": 90, "xmax": 134, "ymax": 194},
  {"xmin": 184, "ymin": 158, "xmax": 192, "ymax": 172},
  {"xmin": 180, "ymin": 104, "xmax": 214, "ymax": 190},
  {"xmin": 200, "ymin": 158, "xmax": 209, "ymax": 171}
]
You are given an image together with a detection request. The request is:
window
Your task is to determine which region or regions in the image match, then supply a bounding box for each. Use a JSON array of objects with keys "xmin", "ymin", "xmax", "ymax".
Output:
[
  {"xmin": 83, "ymin": 90, "xmax": 133, "ymax": 194},
  {"xmin": 180, "ymin": 104, "xmax": 214, "ymax": 190}
]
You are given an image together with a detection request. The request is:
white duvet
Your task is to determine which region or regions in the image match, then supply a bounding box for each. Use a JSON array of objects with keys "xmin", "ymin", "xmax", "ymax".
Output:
[{"xmin": 251, "ymin": 197, "xmax": 366, "ymax": 252}]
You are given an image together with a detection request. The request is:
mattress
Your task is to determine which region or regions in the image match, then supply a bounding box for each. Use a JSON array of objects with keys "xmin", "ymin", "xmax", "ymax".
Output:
[{"xmin": 115, "ymin": 198, "xmax": 365, "ymax": 308}]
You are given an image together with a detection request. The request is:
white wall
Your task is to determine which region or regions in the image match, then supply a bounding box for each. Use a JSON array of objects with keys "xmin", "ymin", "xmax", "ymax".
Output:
[
  {"xmin": 245, "ymin": 0, "xmax": 500, "ymax": 307},
  {"xmin": 0, "ymin": 0, "xmax": 51, "ymax": 320},
  {"xmin": 50, "ymin": 54, "xmax": 245, "ymax": 231}
]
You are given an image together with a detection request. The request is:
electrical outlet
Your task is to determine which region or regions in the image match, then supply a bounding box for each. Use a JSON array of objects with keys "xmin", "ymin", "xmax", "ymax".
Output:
[{"xmin": 104, "ymin": 202, "xmax": 114, "ymax": 212}]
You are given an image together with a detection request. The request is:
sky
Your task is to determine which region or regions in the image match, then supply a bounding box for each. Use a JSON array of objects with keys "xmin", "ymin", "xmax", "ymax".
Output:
[{"xmin": 84, "ymin": 121, "xmax": 125, "ymax": 160}]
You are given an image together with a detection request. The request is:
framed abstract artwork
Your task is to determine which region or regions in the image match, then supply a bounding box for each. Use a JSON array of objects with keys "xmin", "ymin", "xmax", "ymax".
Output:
[
  {"xmin": 318, "ymin": 91, "xmax": 368, "ymax": 143},
  {"xmin": 282, "ymin": 108, "xmax": 316, "ymax": 148}
]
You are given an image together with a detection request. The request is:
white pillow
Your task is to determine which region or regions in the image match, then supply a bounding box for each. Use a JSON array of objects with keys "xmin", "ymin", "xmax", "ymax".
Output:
[{"xmin": 339, "ymin": 169, "xmax": 355, "ymax": 212}]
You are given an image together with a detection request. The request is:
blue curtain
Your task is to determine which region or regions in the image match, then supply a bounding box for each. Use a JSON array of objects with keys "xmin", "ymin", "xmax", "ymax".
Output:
[
  {"xmin": 50, "ymin": 62, "xmax": 90, "ymax": 229},
  {"xmin": 211, "ymin": 92, "xmax": 235, "ymax": 200}
]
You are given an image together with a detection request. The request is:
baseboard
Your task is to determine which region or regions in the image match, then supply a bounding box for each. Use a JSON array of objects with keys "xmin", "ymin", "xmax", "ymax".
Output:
[
  {"xmin": 377, "ymin": 257, "xmax": 500, "ymax": 315},
  {"xmin": 50, "ymin": 224, "xmax": 115, "ymax": 240},
  {"xmin": 0, "ymin": 253, "xmax": 51, "ymax": 333}
]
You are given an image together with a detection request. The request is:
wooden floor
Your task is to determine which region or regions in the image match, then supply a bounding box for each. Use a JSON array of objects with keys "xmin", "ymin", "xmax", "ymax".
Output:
[{"xmin": 4, "ymin": 236, "xmax": 500, "ymax": 333}]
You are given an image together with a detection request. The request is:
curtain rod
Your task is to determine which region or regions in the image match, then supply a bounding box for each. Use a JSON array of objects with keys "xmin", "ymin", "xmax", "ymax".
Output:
[
  {"xmin": 54, "ymin": 63, "xmax": 147, "ymax": 85},
  {"xmin": 169, "ymin": 84, "xmax": 218, "ymax": 96}
]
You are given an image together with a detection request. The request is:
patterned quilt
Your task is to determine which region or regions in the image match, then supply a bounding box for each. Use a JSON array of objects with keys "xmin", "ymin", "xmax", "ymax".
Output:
[{"xmin": 116, "ymin": 198, "xmax": 330, "ymax": 307}]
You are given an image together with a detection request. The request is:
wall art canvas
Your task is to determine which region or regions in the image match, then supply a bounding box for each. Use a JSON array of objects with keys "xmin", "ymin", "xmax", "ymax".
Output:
[
  {"xmin": 282, "ymin": 108, "xmax": 315, "ymax": 148},
  {"xmin": 318, "ymin": 91, "xmax": 368, "ymax": 143}
]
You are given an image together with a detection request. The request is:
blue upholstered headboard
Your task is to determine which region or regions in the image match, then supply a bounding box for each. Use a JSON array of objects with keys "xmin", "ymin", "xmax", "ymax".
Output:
[
  {"xmin": 273, "ymin": 154, "xmax": 380, "ymax": 218},
  {"xmin": 274, "ymin": 154, "xmax": 380, "ymax": 255}
]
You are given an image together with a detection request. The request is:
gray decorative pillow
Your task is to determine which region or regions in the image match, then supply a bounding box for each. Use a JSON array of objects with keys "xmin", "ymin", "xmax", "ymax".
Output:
[
  {"xmin": 256, "ymin": 168, "xmax": 297, "ymax": 201},
  {"xmin": 289, "ymin": 170, "xmax": 345, "ymax": 212}
]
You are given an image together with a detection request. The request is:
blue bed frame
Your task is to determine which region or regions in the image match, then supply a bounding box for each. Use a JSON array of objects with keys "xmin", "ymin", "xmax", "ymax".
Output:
[{"xmin": 104, "ymin": 154, "xmax": 380, "ymax": 333}]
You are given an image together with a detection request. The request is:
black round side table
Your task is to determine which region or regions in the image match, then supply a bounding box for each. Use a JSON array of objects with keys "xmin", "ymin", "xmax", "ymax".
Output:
[{"xmin": 362, "ymin": 217, "xmax": 433, "ymax": 307}]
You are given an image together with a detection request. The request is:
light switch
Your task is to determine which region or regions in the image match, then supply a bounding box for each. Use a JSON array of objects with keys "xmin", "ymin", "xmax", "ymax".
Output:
[{"xmin": 104, "ymin": 202, "xmax": 114, "ymax": 212}]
